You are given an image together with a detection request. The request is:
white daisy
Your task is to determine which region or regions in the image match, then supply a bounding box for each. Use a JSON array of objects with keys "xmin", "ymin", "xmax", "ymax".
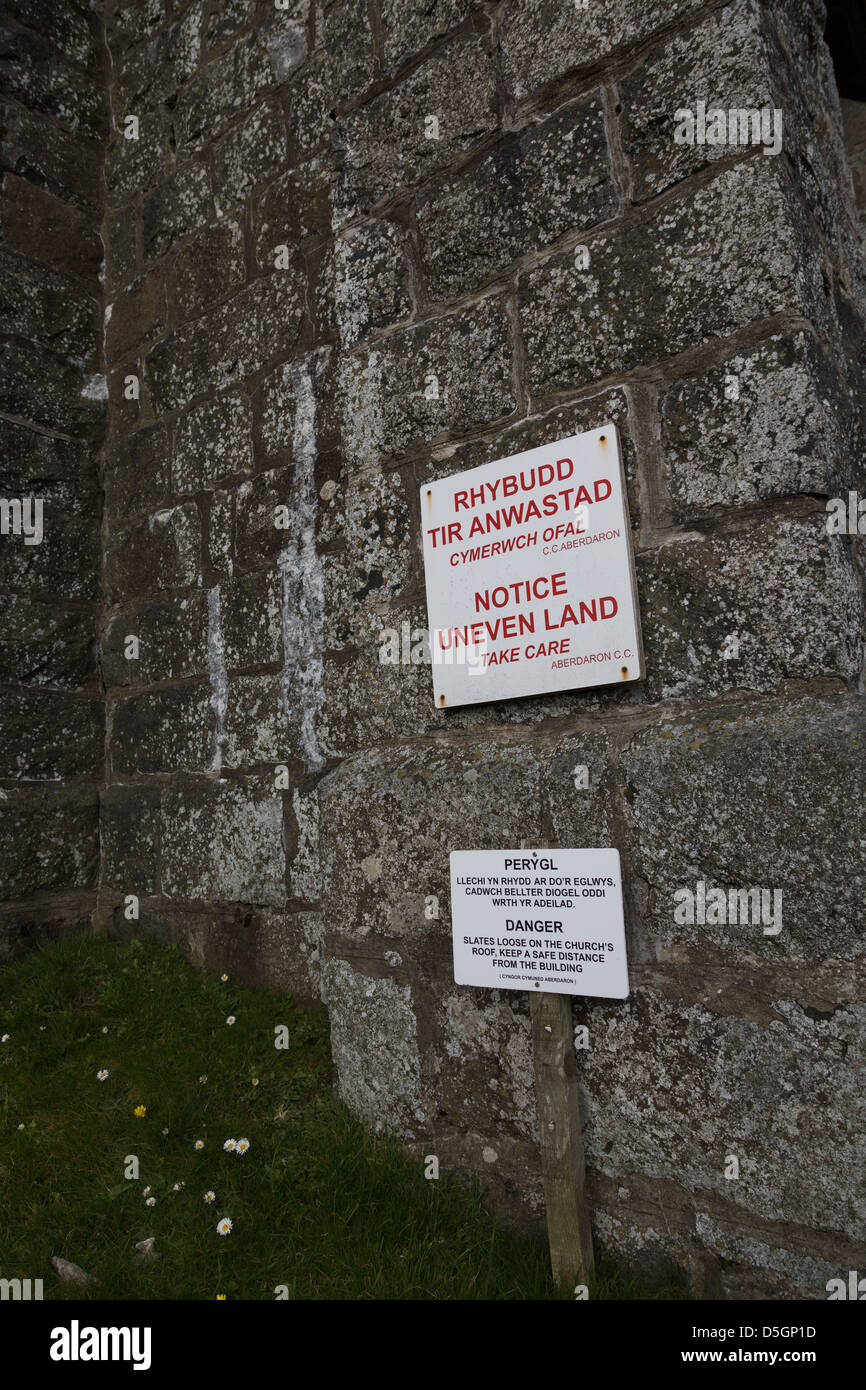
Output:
[
  {"xmin": 96, "ymin": 1069, "xmax": 109, "ymax": 1081},
  {"xmin": 172, "ymin": 1182, "xmax": 184, "ymax": 1192},
  {"xmin": 204, "ymin": 1190, "xmax": 216, "ymax": 1204},
  {"xmin": 235, "ymin": 1138, "xmax": 250, "ymax": 1155},
  {"xmin": 1, "ymin": 1035, "xmax": 10, "ymax": 1043},
  {"xmin": 216, "ymin": 1217, "xmax": 232, "ymax": 1236},
  {"xmin": 194, "ymin": 1139, "xmax": 204, "ymax": 1150},
  {"xmin": 145, "ymin": 1197, "xmax": 156, "ymax": 1207},
  {"xmin": 223, "ymin": 1138, "xmax": 236, "ymax": 1151},
  {"xmin": 17, "ymin": 1122, "xmax": 24, "ymax": 1130},
  {"xmin": 221, "ymin": 974, "xmax": 228, "ymax": 982},
  {"xmin": 101, "ymin": 1026, "xmax": 109, "ymax": 1034},
  {"xmin": 226, "ymin": 1016, "xmax": 235, "ymax": 1026},
  {"xmin": 39, "ymin": 1025, "xmax": 46, "ymax": 1031},
  {"xmin": 198, "ymin": 1075, "xmax": 207, "ymax": 1084}
]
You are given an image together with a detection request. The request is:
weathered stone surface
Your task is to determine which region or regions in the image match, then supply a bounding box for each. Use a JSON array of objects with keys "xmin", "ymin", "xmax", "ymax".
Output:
[
  {"xmin": 501, "ymin": 0, "xmax": 705, "ymax": 100},
  {"xmin": 206, "ymin": 486, "xmax": 234, "ymax": 580},
  {"xmin": 290, "ymin": 3, "xmax": 375, "ymax": 157},
  {"xmin": 111, "ymin": 684, "xmax": 213, "ymax": 774},
  {"xmin": 103, "ymin": 504, "xmax": 200, "ymax": 602},
  {"xmin": 100, "ymin": 782, "xmax": 160, "ymax": 895},
  {"xmin": 104, "ymin": 422, "xmax": 170, "ymax": 522},
  {"xmin": 0, "ymin": 515, "xmax": 100, "ymax": 601},
  {"xmin": 322, "ymin": 468, "xmax": 412, "ymax": 650},
  {"xmin": 223, "ymin": 673, "xmax": 285, "ymax": 766},
  {"xmin": 637, "ymin": 516, "xmax": 863, "ymax": 700},
  {"xmin": 660, "ymin": 333, "xmax": 861, "ymax": 517},
  {"xmin": 176, "ymin": 31, "xmax": 274, "ymax": 152},
  {"xmin": 332, "ymin": 36, "xmax": 497, "ymax": 226},
  {"xmin": 325, "ymin": 957, "xmax": 426, "ymax": 1134},
  {"xmin": 105, "ymin": 267, "xmax": 167, "ymax": 363},
  {"xmin": 620, "ymin": 0, "xmax": 775, "ymax": 201},
  {"xmin": 171, "ymin": 218, "xmax": 245, "ymax": 322},
  {"xmin": 0, "ymin": 100, "xmax": 101, "ymax": 215},
  {"xmin": 0, "ymin": 595, "xmax": 94, "ymax": 689},
  {"xmin": 103, "ymin": 204, "xmax": 138, "ymax": 293},
  {"xmin": 417, "ymin": 95, "xmax": 614, "ymax": 300},
  {"xmin": 622, "ymin": 695, "xmax": 866, "ymax": 960},
  {"xmin": 0, "ymin": 174, "xmax": 102, "ymax": 284},
  {"xmin": 105, "ymin": 0, "xmax": 165, "ymax": 55},
  {"xmin": 0, "ymin": 247, "xmax": 98, "ymax": 363},
  {"xmin": 316, "ymin": 221, "xmax": 412, "ymax": 349},
  {"xmin": 160, "ymin": 777, "xmax": 285, "ymax": 905},
  {"xmin": 147, "ymin": 269, "xmax": 305, "ymax": 414},
  {"xmin": 102, "ymin": 593, "xmax": 208, "ymax": 689},
  {"xmin": 173, "ymin": 391, "xmax": 252, "ymax": 493},
  {"xmin": 5, "ymin": 0, "xmax": 95, "ymax": 69},
  {"xmin": 212, "ymin": 99, "xmax": 285, "ymax": 211},
  {"xmin": 438, "ymin": 990, "xmax": 537, "ymax": 1142},
  {"xmin": 0, "ymin": 22, "xmax": 105, "ymax": 141},
  {"xmin": 318, "ymin": 739, "xmax": 552, "ymax": 939},
  {"xmin": 338, "ymin": 296, "xmax": 515, "ymax": 466},
  {"xmin": 220, "ymin": 568, "xmax": 282, "ymax": 670},
  {"xmin": 0, "ymin": 689, "xmax": 102, "ymax": 779},
  {"xmin": 104, "ymin": 108, "xmax": 168, "ymax": 204},
  {"xmin": 520, "ymin": 160, "xmax": 825, "ymax": 398},
  {"xmin": 142, "ymin": 162, "xmax": 211, "ymax": 262},
  {"xmin": 253, "ymin": 156, "xmax": 335, "ymax": 260},
  {"xmin": 0, "ymin": 418, "xmax": 97, "ymax": 515},
  {"xmin": 581, "ymin": 988, "xmax": 866, "ymax": 1245},
  {"xmin": 380, "ymin": 0, "xmax": 475, "ymax": 72},
  {"xmin": 0, "ymin": 787, "xmax": 99, "ymax": 896},
  {"xmin": 234, "ymin": 466, "xmax": 293, "ymax": 567},
  {"xmin": 0, "ymin": 339, "xmax": 104, "ymax": 437}
]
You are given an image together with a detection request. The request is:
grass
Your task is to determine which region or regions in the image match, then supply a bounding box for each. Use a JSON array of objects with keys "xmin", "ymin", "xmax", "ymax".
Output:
[{"xmin": 0, "ymin": 935, "xmax": 690, "ymax": 1300}]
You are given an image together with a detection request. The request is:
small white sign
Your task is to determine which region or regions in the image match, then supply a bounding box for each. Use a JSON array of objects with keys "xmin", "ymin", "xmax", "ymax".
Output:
[
  {"xmin": 420, "ymin": 423, "xmax": 643, "ymax": 708},
  {"xmin": 450, "ymin": 848, "xmax": 629, "ymax": 999}
]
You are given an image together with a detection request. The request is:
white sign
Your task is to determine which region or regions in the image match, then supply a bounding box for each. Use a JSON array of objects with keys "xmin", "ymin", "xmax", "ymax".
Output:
[
  {"xmin": 420, "ymin": 423, "xmax": 643, "ymax": 708},
  {"xmin": 450, "ymin": 848, "xmax": 629, "ymax": 999}
]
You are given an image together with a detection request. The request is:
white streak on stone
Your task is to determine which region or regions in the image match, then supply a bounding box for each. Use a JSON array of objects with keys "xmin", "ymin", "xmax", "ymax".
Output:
[
  {"xmin": 207, "ymin": 585, "xmax": 229, "ymax": 774},
  {"xmin": 81, "ymin": 373, "xmax": 107, "ymax": 401},
  {"xmin": 278, "ymin": 358, "xmax": 325, "ymax": 770}
]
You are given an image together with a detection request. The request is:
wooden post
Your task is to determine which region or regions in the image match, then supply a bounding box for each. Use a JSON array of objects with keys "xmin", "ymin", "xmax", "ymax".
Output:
[{"xmin": 522, "ymin": 839, "xmax": 595, "ymax": 1291}]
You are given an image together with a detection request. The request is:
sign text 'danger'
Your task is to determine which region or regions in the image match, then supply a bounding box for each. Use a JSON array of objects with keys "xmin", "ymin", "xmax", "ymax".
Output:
[{"xmin": 420, "ymin": 424, "xmax": 643, "ymax": 708}]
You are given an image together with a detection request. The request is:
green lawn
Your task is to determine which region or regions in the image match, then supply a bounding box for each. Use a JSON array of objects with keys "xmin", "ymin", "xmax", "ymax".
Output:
[{"xmin": 0, "ymin": 935, "xmax": 689, "ymax": 1300}]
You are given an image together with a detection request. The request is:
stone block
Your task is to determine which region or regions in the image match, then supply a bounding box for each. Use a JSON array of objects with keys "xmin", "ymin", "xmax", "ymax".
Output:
[
  {"xmin": 173, "ymin": 390, "xmax": 252, "ymax": 494},
  {"xmin": 621, "ymin": 694, "xmax": 866, "ymax": 960},
  {"xmin": 0, "ymin": 786, "xmax": 99, "ymax": 896},
  {"xmin": 160, "ymin": 776, "xmax": 286, "ymax": 905},
  {"xmin": 520, "ymin": 161, "xmax": 826, "ymax": 400},
  {"xmin": 417, "ymin": 95, "xmax": 614, "ymax": 300}
]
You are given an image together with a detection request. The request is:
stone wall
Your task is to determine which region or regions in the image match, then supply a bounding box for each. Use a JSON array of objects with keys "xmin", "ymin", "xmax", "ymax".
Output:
[
  {"xmin": 3, "ymin": 0, "xmax": 865, "ymax": 1297},
  {"xmin": 0, "ymin": 1, "xmax": 106, "ymax": 958}
]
